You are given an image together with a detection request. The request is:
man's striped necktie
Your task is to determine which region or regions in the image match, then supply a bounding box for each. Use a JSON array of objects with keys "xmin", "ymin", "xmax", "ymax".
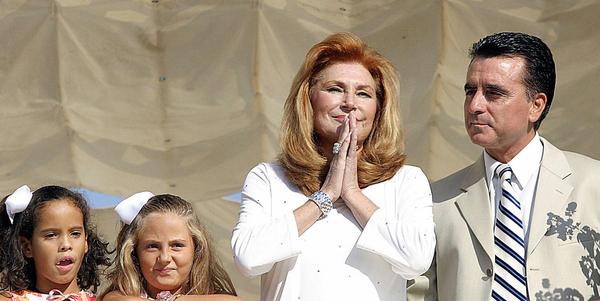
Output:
[{"xmin": 492, "ymin": 164, "xmax": 528, "ymax": 301}]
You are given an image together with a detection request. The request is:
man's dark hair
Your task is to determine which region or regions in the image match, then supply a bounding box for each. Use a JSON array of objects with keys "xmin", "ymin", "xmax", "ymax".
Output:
[{"xmin": 469, "ymin": 32, "xmax": 555, "ymax": 130}]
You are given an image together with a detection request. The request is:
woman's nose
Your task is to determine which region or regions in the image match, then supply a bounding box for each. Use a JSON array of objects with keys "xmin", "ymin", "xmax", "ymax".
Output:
[{"xmin": 341, "ymin": 93, "xmax": 356, "ymax": 112}]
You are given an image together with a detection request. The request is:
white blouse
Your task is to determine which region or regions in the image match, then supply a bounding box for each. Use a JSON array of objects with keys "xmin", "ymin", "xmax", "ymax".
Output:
[{"xmin": 231, "ymin": 162, "xmax": 435, "ymax": 301}]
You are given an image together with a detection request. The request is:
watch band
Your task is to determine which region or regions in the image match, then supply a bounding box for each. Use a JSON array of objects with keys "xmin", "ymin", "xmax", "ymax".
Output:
[{"xmin": 309, "ymin": 190, "xmax": 333, "ymax": 219}]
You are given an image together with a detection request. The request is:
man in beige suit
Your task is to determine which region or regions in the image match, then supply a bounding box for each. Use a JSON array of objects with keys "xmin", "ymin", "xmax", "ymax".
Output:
[{"xmin": 409, "ymin": 32, "xmax": 600, "ymax": 300}]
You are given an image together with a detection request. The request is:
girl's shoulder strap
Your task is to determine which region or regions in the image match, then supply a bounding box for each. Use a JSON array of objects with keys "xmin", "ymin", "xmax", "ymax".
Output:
[
  {"xmin": 45, "ymin": 291, "xmax": 95, "ymax": 301},
  {"xmin": 0, "ymin": 290, "xmax": 97, "ymax": 301},
  {"xmin": 76, "ymin": 291, "xmax": 96, "ymax": 301},
  {"xmin": 1, "ymin": 290, "xmax": 43, "ymax": 301}
]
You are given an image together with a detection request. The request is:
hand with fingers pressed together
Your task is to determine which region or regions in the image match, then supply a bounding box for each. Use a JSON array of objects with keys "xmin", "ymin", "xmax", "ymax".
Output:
[
  {"xmin": 318, "ymin": 109, "xmax": 373, "ymax": 224},
  {"xmin": 320, "ymin": 111, "xmax": 354, "ymax": 203},
  {"xmin": 310, "ymin": 60, "xmax": 377, "ymax": 213}
]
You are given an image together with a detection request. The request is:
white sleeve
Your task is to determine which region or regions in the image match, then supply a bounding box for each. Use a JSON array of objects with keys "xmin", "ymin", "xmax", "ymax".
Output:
[
  {"xmin": 355, "ymin": 166, "xmax": 436, "ymax": 280},
  {"xmin": 231, "ymin": 163, "xmax": 303, "ymax": 278}
]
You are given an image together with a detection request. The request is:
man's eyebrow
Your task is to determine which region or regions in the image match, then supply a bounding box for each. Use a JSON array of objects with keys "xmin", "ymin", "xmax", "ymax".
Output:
[{"xmin": 484, "ymin": 84, "xmax": 510, "ymax": 94}]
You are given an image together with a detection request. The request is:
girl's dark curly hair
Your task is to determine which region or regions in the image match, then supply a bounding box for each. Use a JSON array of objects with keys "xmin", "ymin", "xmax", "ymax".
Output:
[{"xmin": 0, "ymin": 185, "xmax": 112, "ymax": 292}]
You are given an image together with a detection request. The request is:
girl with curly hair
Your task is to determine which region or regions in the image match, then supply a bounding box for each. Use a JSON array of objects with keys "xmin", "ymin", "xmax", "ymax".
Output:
[{"xmin": 0, "ymin": 185, "xmax": 112, "ymax": 301}]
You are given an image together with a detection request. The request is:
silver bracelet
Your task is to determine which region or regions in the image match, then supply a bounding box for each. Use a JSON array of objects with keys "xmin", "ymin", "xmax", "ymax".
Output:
[{"xmin": 309, "ymin": 191, "xmax": 333, "ymax": 219}]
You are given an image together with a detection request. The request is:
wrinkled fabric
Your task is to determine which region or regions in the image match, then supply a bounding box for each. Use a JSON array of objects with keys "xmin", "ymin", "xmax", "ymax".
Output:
[
  {"xmin": 1, "ymin": 2, "xmax": 599, "ymax": 300},
  {"xmin": 232, "ymin": 162, "xmax": 435, "ymax": 301}
]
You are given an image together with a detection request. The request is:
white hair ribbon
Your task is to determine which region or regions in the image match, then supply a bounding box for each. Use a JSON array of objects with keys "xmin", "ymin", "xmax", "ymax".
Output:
[
  {"xmin": 6, "ymin": 185, "xmax": 33, "ymax": 224},
  {"xmin": 114, "ymin": 191, "xmax": 154, "ymax": 225}
]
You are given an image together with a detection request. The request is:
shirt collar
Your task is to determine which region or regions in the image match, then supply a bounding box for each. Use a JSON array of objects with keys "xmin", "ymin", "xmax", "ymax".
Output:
[{"xmin": 484, "ymin": 132, "xmax": 543, "ymax": 187}]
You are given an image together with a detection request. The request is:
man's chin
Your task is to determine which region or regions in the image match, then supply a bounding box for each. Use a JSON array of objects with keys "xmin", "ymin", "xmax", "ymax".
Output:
[{"xmin": 468, "ymin": 134, "xmax": 493, "ymax": 148}]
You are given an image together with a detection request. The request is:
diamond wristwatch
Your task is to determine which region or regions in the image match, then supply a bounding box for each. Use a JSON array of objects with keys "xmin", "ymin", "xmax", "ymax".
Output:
[{"xmin": 309, "ymin": 191, "xmax": 333, "ymax": 219}]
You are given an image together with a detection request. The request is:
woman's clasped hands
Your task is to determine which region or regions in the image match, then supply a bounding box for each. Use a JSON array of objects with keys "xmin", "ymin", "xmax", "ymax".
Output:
[{"xmin": 320, "ymin": 111, "xmax": 364, "ymax": 205}]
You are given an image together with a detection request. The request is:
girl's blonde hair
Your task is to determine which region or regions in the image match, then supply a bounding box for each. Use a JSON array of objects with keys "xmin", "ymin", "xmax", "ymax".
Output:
[
  {"xmin": 101, "ymin": 194, "xmax": 236, "ymax": 298},
  {"xmin": 279, "ymin": 32, "xmax": 406, "ymax": 195}
]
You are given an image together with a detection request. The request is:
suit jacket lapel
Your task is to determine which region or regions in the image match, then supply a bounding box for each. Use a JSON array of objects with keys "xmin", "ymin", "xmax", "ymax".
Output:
[
  {"xmin": 456, "ymin": 156, "xmax": 495, "ymax": 261},
  {"xmin": 527, "ymin": 138, "xmax": 574, "ymax": 256}
]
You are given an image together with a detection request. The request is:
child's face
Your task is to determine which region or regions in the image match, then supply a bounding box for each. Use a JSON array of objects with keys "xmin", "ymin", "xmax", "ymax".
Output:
[
  {"xmin": 21, "ymin": 199, "xmax": 88, "ymax": 293},
  {"xmin": 136, "ymin": 212, "xmax": 195, "ymax": 297}
]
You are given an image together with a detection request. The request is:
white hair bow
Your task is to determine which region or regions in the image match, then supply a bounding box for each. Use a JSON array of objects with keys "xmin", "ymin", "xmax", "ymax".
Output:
[
  {"xmin": 6, "ymin": 185, "xmax": 33, "ymax": 224},
  {"xmin": 114, "ymin": 191, "xmax": 154, "ymax": 224}
]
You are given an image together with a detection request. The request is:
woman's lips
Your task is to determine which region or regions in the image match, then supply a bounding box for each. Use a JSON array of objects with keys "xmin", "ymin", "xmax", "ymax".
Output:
[{"xmin": 333, "ymin": 115, "xmax": 347, "ymax": 123}]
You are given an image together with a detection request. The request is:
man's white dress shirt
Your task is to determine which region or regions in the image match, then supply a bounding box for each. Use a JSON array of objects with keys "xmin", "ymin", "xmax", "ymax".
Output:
[{"xmin": 484, "ymin": 133, "xmax": 544, "ymax": 246}]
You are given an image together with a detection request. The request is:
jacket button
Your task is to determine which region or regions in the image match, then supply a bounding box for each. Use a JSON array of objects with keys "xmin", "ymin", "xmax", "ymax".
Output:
[{"xmin": 486, "ymin": 268, "xmax": 493, "ymax": 277}]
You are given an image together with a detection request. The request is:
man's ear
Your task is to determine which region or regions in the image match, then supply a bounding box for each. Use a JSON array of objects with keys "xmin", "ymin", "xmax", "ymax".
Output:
[
  {"xmin": 529, "ymin": 92, "xmax": 547, "ymax": 124},
  {"xmin": 19, "ymin": 236, "xmax": 33, "ymax": 258}
]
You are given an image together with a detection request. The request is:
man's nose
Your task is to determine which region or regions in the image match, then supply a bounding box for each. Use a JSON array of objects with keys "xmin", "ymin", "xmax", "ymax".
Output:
[{"xmin": 466, "ymin": 90, "xmax": 485, "ymax": 114}]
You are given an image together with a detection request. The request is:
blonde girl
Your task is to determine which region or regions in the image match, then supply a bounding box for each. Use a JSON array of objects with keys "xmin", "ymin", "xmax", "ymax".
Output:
[{"xmin": 102, "ymin": 193, "xmax": 239, "ymax": 301}]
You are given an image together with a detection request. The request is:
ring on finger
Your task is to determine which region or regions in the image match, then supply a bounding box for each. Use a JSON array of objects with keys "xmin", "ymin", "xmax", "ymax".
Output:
[{"xmin": 332, "ymin": 142, "xmax": 342, "ymax": 155}]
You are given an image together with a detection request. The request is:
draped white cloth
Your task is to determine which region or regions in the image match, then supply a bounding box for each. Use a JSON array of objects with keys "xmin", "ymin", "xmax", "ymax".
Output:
[{"xmin": 1, "ymin": 1, "xmax": 599, "ymax": 300}]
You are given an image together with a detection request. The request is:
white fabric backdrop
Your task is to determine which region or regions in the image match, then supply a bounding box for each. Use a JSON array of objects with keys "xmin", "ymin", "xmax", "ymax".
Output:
[{"xmin": 1, "ymin": 1, "xmax": 599, "ymax": 300}]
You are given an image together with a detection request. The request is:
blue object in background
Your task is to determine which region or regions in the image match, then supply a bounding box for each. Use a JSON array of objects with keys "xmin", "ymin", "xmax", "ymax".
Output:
[
  {"xmin": 223, "ymin": 192, "xmax": 242, "ymax": 203},
  {"xmin": 73, "ymin": 188, "xmax": 242, "ymax": 208},
  {"xmin": 73, "ymin": 187, "xmax": 121, "ymax": 209}
]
